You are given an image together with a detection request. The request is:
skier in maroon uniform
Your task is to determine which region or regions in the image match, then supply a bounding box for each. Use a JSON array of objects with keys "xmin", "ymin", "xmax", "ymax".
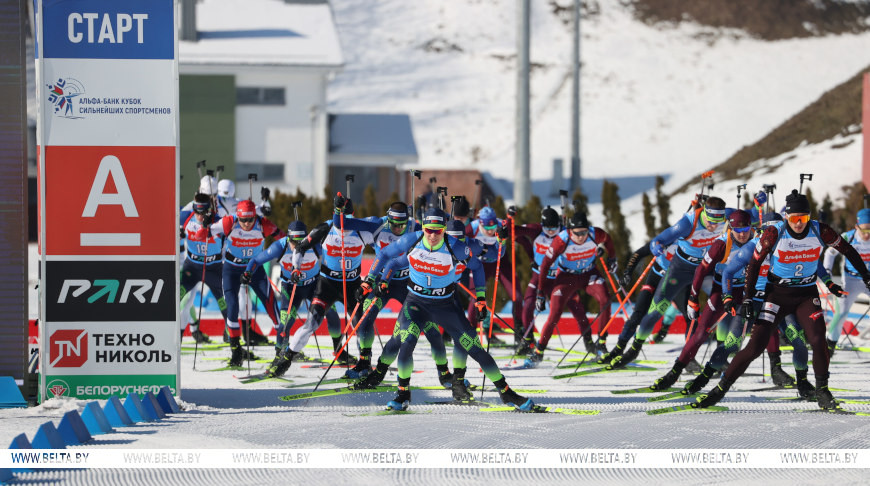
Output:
[
  {"xmin": 524, "ymin": 211, "xmax": 616, "ymax": 367},
  {"xmin": 647, "ymin": 209, "xmax": 754, "ymax": 391},
  {"xmin": 513, "ymin": 207, "xmax": 599, "ymax": 355},
  {"xmin": 695, "ymin": 190, "xmax": 870, "ymax": 410}
]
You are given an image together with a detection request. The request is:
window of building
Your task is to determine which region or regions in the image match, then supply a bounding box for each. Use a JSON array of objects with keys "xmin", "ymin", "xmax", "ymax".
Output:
[
  {"xmin": 236, "ymin": 162, "xmax": 285, "ymax": 182},
  {"xmin": 236, "ymin": 87, "xmax": 285, "ymax": 106}
]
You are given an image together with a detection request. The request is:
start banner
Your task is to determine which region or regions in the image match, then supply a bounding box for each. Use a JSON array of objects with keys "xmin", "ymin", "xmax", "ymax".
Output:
[{"xmin": 36, "ymin": 0, "xmax": 179, "ymax": 401}]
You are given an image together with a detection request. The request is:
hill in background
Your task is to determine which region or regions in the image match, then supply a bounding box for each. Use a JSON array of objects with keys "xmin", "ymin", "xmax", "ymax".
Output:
[{"xmin": 632, "ymin": 0, "xmax": 870, "ymax": 40}]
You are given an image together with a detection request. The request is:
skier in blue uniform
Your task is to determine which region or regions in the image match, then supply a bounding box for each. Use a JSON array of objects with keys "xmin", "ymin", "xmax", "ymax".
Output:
[
  {"xmin": 354, "ymin": 207, "xmax": 535, "ymax": 411},
  {"xmin": 264, "ymin": 196, "xmax": 379, "ymax": 377},
  {"xmin": 244, "ymin": 220, "xmax": 341, "ymax": 358},
  {"xmin": 179, "ymin": 193, "xmax": 227, "ymax": 343},
  {"xmin": 822, "ymin": 208, "xmax": 870, "ymax": 354}
]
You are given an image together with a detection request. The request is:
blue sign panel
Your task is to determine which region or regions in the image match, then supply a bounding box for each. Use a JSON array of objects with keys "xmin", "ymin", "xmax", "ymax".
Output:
[{"xmin": 42, "ymin": 0, "xmax": 174, "ymax": 59}]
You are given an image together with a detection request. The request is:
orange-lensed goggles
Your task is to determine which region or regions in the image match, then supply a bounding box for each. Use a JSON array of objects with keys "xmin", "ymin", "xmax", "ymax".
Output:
[{"xmin": 786, "ymin": 214, "xmax": 809, "ymax": 224}]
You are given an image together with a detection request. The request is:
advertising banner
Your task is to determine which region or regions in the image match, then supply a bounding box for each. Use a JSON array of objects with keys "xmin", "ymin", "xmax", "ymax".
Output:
[{"xmin": 37, "ymin": 0, "xmax": 179, "ymax": 401}]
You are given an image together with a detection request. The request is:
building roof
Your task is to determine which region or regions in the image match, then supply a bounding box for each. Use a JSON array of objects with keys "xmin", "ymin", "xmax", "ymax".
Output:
[
  {"xmin": 180, "ymin": 0, "xmax": 343, "ymax": 68},
  {"xmin": 328, "ymin": 113, "xmax": 418, "ymax": 157}
]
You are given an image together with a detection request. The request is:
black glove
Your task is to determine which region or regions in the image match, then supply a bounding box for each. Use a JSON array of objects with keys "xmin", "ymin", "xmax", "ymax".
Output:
[
  {"xmin": 240, "ymin": 271, "xmax": 252, "ymax": 286},
  {"xmin": 606, "ymin": 257, "xmax": 618, "ymax": 276},
  {"xmin": 535, "ymin": 293, "xmax": 546, "ymax": 312},
  {"xmin": 864, "ymin": 274, "xmax": 870, "ymax": 292},
  {"xmin": 202, "ymin": 212, "xmax": 213, "ymax": 225},
  {"xmin": 475, "ymin": 297, "xmax": 489, "ymax": 321},
  {"xmin": 355, "ymin": 281, "xmax": 373, "ymax": 303},
  {"xmin": 289, "ymin": 270, "xmax": 303, "ymax": 285},
  {"xmin": 179, "ymin": 225, "xmax": 185, "ymax": 240},
  {"xmin": 620, "ymin": 271, "xmax": 633, "ymax": 290},
  {"xmin": 497, "ymin": 224, "xmax": 510, "ymax": 240},
  {"xmin": 740, "ymin": 300, "xmax": 756, "ymax": 322},
  {"xmin": 295, "ymin": 238, "xmax": 311, "ymax": 253},
  {"xmin": 722, "ymin": 293, "xmax": 735, "ymax": 316},
  {"xmin": 507, "ymin": 205, "xmax": 518, "ymax": 217},
  {"xmin": 260, "ymin": 205, "xmax": 272, "ymax": 217},
  {"xmin": 374, "ymin": 281, "xmax": 389, "ymax": 299},
  {"xmin": 825, "ymin": 280, "xmax": 845, "ymax": 298},
  {"xmin": 596, "ymin": 244, "xmax": 606, "ymax": 258},
  {"xmin": 333, "ymin": 194, "xmax": 346, "ymax": 212},
  {"xmin": 260, "ymin": 186, "xmax": 271, "ymax": 201}
]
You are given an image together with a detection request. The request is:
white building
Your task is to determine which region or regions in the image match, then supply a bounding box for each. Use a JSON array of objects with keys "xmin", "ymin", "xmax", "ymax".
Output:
[{"xmin": 178, "ymin": 0, "xmax": 344, "ymax": 197}]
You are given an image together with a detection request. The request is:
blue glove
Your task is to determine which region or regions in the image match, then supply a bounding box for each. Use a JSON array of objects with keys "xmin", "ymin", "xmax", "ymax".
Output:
[
  {"xmin": 650, "ymin": 241, "xmax": 664, "ymax": 257},
  {"xmin": 753, "ymin": 191, "xmax": 767, "ymax": 208}
]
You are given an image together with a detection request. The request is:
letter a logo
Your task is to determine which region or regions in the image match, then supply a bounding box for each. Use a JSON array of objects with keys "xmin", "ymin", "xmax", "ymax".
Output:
[{"xmin": 82, "ymin": 155, "xmax": 139, "ymax": 217}]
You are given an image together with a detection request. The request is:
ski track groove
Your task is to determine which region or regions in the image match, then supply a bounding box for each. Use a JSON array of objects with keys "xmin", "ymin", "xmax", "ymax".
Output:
[{"xmin": 7, "ymin": 335, "xmax": 870, "ymax": 482}]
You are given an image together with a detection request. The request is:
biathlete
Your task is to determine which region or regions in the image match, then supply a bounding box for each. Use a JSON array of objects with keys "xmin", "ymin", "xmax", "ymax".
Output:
[
  {"xmin": 357, "ymin": 207, "xmax": 535, "ymax": 411},
  {"xmin": 695, "ymin": 190, "xmax": 870, "ymax": 410},
  {"xmin": 527, "ymin": 211, "xmax": 616, "ymax": 367},
  {"xmin": 822, "ymin": 208, "xmax": 870, "ymax": 354},
  {"xmin": 513, "ymin": 207, "xmax": 596, "ymax": 356},
  {"xmin": 244, "ymin": 220, "xmax": 341, "ymax": 358},
  {"xmin": 198, "ymin": 199, "xmax": 284, "ymax": 366}
]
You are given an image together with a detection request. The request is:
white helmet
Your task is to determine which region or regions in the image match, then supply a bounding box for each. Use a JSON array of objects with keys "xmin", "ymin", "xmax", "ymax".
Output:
[
  {"xmin": 199, "ymin": 175, "xmax": 217, "ymax": 195},
  {"xmin": 218, "ymin": 179, "xmax": 235, "ymax": 198}
]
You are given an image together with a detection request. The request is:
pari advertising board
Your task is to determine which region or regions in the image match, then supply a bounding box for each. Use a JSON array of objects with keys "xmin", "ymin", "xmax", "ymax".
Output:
[{"xmin": 36, "ymin": 0, "xmax": 179, "ymax": 400}]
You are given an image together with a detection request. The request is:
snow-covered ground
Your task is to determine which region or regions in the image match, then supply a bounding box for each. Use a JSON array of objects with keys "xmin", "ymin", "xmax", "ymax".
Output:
[
  {"xmin": 17, "ymin": 242, "xmax": 870, "ymax": 482},
  {"xmin": 6, "ymin": 327, "xmax": 870, "ymax": 484}
]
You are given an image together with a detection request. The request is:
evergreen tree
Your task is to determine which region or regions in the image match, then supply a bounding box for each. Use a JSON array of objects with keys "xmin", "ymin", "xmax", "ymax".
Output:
[
  {"xmin": 492, "ymin": 195, "xmax": 506, "ymax": 218},
  {"xmin": 517, "ymin": 195, "xmax": 543, "ymax": 225},
  {"xmin": 743, "ymin": 191, "xmax": 752, "ymax": 210},
  {"xmin": 805, "ymin": 187, "xmax": 818, "ymax": 219},
  {"xmin": 642, "ymin": 193, "xmax": 656, "ymax": 239},
  {"xmin": 362, "ymin": 184, "xmax": 380, "ymax": 218},
  {"xmin": 381, "ymin": 192, "xmax": 401, "ymax": 215},
  {"xmin": 655, "ymin": 175, "xmax": 670, "ymax": 232},
  {"xmin": 571, "ymin": 188, "xmax": 589, "ymax": 216},
  {"xmin": 820, "ymin": 194, "xmax": 833, "ymax": 227},
  {"xmin": 601, "ymin": 180, "xmax": 631, "ymax": 267}
]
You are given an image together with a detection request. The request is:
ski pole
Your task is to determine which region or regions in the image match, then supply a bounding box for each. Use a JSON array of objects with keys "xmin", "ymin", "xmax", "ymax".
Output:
[
  {"xmin": 456, "ymin": 281, "xmax": 514, "ymax": 332},
  {"xmin": 409, "ymin": 170, "xmax": 422, "ymax": 222},
  {"xmin": 736, "ymin": 184, "xmax": 746, "ymax": 210},
  {"xmin": 192, "ymin": 250, "xmax": 209, "ymax": 371},
  {"xmin": 437, "ymin": 186, "xmax": 447, "ymax": 210},
  {"xmin": 247, "ymin": 173, "xmax": 257, "ymax": 201},
  {"xmin": 552, "ymin": 257, "xmax": 655, "ymax": 373},
  {"xmin": 338, "ymin": 192, "xmax": 350, "ymax": 370},
  {"xmin": 205, "ymin": 169, "xmax": 217, "ymax": 214},
  {"xmin": 688, "ymin": 170, "xmax": 715, "ymax": 211},
  {"xmin": 311, "ymin": 297, "xmax": 379, "ymax": 392},
  {"xmin": 510, "ymin": 213, "xmax": 517, "ymax": 302},
  {"xmin": 345, "ymin": 174, "xmax": 355, "ymax": 201},
  {"xmin": 558, "ymin": 189, "xmax": 568, "ymax": 227},
  {"xmin": 283, "ymin": 281, "xmax": 298, "ymax": 347},
  {"xmin": 799, "ymin": 173, "xmax": 813, "ymax": 194},
  {"xmin": 302, "ymin": 299, "xmax": 323, "ymax": 360},
  {"xmin": 215, "ymin": 165, "xmax": 224, "ymax": 180},
  {"xmin": 598, "ymin": 256, "xmax": 632, "ymax": 321},
  {"xmin": 243, "ymin": 283, "xmax": 252, "ymax": 374}
]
